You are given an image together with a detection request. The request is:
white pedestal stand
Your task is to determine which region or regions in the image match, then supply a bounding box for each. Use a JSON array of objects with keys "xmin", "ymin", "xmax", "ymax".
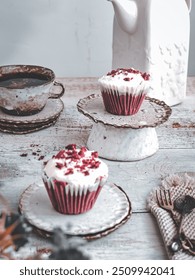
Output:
[{"xmin": 77, "ymin": 94, "xmax": 171, "ymax": 161}]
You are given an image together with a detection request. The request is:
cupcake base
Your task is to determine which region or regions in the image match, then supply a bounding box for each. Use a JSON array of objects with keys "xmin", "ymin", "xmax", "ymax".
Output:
[
  {"xmin": 101, "ymin": 90, "xmax": 145, "ymax": 115},
  {"xmin": 43, "ymin": 179, "xmax": 102, "ymax": 215}
]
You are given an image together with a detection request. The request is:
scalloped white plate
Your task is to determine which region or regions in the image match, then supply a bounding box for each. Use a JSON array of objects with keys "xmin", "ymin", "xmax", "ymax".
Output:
[{"xmin": 19, "ymin": 182, "xmax": 131, "ymax": 237}]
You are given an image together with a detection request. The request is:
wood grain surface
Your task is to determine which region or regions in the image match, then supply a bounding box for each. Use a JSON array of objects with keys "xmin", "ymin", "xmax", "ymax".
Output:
[{"xmin": 0, "ymin": 77, "xmax": 194, "ymax": 260}]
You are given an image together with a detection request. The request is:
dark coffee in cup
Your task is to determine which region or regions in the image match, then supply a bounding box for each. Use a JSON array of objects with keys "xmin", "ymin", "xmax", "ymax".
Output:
[{"xmin": 0, "ymin": 73, "xmax": 49, "ymax": 89}]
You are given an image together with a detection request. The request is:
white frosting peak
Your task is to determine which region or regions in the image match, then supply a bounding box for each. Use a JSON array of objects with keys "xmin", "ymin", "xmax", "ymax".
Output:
[
  {"xmin": 98, "ymin": 68, "xmax": 151, "ymax": 95},
  {"xmin": 43, "ymin": 145, "xmax": 108, "ymax": 188}
]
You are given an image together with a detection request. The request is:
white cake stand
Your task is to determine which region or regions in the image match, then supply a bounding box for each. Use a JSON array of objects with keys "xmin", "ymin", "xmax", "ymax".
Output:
[{"xmin": 77, "ymin": 94, "xmax": 171, "ymax": 161}]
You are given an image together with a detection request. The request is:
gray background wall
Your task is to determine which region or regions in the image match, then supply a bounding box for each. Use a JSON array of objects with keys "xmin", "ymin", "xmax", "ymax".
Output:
[{"xmin": 0, "ymin": 0, "xmax": 194, "ymax": 77}]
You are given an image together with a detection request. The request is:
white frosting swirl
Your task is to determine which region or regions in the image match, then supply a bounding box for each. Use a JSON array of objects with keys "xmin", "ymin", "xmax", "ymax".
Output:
[
  {"xmin": 98, "ymin": 68, "xmax": 151, "ymax": 95},
  {"xmin": 43, "ymin": 145, "xmax": 108, "ymax": 189}
]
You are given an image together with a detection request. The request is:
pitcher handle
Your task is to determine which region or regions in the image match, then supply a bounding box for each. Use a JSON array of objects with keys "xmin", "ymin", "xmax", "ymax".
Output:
[{"xmin": 49, "ymin": 81, "xmax": 65, "ymax": 99}]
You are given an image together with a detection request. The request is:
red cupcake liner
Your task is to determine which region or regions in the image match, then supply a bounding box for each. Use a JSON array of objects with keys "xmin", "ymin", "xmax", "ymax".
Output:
[
  {"xmin": 43, "ymin": 179, "xmax": 102, "ymax": 214},
  {"xmin": 101, "ymin": 90, "xmax": 146, "ymax": 115}
]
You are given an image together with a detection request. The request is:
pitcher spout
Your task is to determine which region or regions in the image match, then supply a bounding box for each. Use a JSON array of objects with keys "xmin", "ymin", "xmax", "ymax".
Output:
[
  {"xmin": 108, "ymin": 0, "xmax": 138, "ymax": 34},
  {"xmin": 185, "ymin": 0, "xmax": 192, "ymax": 11}
]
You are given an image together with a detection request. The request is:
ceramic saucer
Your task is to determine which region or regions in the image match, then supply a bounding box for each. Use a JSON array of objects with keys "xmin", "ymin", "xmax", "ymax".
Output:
[
  {"xmin": 0, "ymin": 99, "xmax": 64, "ymax": 125},
  {"xmin": 19, "ymin": 182, "xmax": 132, "ymax": 239},
  {"xmin": 0, "ymin": 117, "xmax": 59, "ymax": 134},
  {"xmin": 0, "ymin": 99, "xmax": 64, "ymax": 134}
]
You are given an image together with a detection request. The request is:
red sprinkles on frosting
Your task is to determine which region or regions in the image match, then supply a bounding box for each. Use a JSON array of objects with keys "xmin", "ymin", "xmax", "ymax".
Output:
[
  {"xmin": 107, "ymin": 68, "xmax": 150, "ymax": 81},
  {"xmin": 55, "ymin": 162, "xmax": 64, "ymax": 169},
  {"xmin": 65, "ymin": 144, "xmax": 77, "ymax": 150},
  {"xmin": 123, "ymin": 77, "xmax": 133, "ymax": 82},
  {"xmin": 54, "ymin": 145, "xmax": 100, "ymax": 176},
  {"xmin": 65, "ymin": 168, "xmax": 74, "ymax": 175},
  {"xmin": 55, "ymin": 150, "xmax": 66, "ymax": 159}
]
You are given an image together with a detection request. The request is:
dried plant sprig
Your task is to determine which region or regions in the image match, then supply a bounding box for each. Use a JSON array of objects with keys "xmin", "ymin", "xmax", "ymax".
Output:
[{"xmin": 0, "ymin": 211, "xmax": 32, "ymax": 253}]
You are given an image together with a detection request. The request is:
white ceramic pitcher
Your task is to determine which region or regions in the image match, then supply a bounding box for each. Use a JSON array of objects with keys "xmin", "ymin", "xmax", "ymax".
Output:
[{"xmin": 108, "ymin": 0, "xmax": 191, "ymax": 106}]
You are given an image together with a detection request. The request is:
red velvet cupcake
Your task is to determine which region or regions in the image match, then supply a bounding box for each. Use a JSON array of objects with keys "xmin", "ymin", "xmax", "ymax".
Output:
[
  {"xmin": 98, "ymin": 68, "xmax": 150, "ymax": 115},
  {"xmin": 42, "ymin": 144, "xmax": 108, "ymax": 215}
]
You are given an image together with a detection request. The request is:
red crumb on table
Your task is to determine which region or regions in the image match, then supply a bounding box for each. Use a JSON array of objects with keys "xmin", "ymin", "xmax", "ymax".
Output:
[{"xmin": 20, "ymin": 153, "xmax": 28, "ymax": 157}]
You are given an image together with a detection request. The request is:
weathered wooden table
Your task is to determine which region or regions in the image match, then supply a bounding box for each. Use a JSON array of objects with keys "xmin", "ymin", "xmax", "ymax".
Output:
[{"xmin": 0, "ymin": 77, "xmax": 195, "ymax": 260}]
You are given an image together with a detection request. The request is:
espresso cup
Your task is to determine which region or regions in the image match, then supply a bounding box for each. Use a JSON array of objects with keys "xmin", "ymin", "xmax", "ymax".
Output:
[{"xmin": 0, "ymin": 64, "xmax": 65, "ymax": 116}]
